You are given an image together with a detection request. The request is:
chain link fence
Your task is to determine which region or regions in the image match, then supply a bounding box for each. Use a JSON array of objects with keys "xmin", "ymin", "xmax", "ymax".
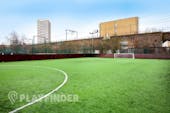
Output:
[{"xmin": 0, "ymin": 42, "xmax": 170, "ymax": 55}]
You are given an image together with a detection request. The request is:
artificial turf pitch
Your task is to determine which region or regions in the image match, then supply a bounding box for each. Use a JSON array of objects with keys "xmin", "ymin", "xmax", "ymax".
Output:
[{"xmin": 0, "ymin": 58, "xmax": 170, "ymax": 113}]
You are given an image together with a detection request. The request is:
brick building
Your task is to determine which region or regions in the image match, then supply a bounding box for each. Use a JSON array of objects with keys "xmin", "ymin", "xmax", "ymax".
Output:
[{"xmin": 99, "ymin": 17, "xmax": 138, "ymax": 39}]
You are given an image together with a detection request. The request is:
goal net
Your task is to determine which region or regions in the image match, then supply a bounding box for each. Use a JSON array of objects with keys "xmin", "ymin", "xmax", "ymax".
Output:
[{"xmin": 114, "ymin": 53, "xmax": 135, "ymax": 59}]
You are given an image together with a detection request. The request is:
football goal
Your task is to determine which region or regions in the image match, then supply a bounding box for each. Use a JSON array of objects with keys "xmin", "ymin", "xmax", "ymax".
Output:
[{"xmin": 114, "ymin": 53, "xmax": 135, "ymax": 59}]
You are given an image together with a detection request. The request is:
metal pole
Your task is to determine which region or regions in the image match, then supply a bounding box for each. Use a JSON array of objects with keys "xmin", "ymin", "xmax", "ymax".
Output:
[
  {"xmin": 92, "ymin": 36, "xmax": 94, "ymax": 54},
  {"xmin": 76, "ymin": 31, "xmax": 78, "ymax": 39},
  {"xmin": 66, "ymin": 29, "xmax": 78, "ymax": 40},
  {"xmin": 32, "ymin": 36, "xmax": 34, "ymax": 54},
  {"xmin": 130, "ymin": 24, "xmax": 131, "ymax": 34},
  {"xmin": 65, "ymin": 30, "xmax": 67, "ymax": 41},
  {"xmin": 89, "ymin": 32, "xmax": 94, "ymax": 54},
  {"xmin": 44, "ymin": 37, "xmax": 47, "ymax": 53}
]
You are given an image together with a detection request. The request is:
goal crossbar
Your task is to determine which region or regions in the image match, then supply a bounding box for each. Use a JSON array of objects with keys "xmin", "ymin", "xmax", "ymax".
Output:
[{"xmin": 114, "ymin": 53, "xmax": 135, "ymax": 59}]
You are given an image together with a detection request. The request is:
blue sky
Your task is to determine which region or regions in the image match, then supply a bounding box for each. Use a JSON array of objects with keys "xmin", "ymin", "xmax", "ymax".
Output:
[{"xmin": 0, "ymin": 0, "xmax": 170, "ymax": 44}]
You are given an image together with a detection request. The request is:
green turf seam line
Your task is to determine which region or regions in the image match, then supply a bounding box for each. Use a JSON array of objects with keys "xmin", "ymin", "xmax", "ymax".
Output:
[{"xmin": 1, "ymin": 65, "xmax": 68, "ymax": 113}]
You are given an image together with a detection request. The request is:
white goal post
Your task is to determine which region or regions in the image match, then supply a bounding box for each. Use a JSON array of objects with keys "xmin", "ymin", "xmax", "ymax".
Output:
[{"xmin": 114, "ymin": 53, "xmax": 135, "ymax": 59}]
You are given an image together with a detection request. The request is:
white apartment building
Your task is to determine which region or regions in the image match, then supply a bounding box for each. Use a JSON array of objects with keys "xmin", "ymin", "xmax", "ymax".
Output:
[{"xmin": 37, "ymin": 20, "xmax": 51, "ymax": 44}]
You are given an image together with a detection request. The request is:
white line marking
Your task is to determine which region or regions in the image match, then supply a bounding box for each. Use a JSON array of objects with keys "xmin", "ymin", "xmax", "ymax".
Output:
[{"xmin": 0, "ymin": 65, "xmax": 68, "ymax": 113}]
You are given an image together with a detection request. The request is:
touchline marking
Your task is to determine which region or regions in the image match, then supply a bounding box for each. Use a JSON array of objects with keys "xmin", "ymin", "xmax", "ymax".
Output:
[{"xmin": 0, "ymin": 65, "xmax": 68, "ymax": 113}]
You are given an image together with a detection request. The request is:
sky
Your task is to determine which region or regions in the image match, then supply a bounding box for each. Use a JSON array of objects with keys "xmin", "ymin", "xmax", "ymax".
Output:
[{"xmin": 0, "ymin": 0, "xmax": 170, "ymax": 44}]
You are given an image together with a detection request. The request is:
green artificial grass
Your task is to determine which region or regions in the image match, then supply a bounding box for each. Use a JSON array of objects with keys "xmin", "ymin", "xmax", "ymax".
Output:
[{"xmin": 0, "ymin": 58, "xmax": 170, "ymax": 113}]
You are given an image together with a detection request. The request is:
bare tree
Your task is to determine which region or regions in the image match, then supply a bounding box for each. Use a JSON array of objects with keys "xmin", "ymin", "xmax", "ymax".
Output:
[
  {"xmin": 9, "ymin": 31, "xmax": 20, "ymax": 45},
  {"xmin": 6, "ymin": 31, "xmax": 27, "ymax": 54}
]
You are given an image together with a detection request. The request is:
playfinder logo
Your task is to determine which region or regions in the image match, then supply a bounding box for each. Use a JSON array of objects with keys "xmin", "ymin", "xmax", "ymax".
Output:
[{"xmin": 8, "ymin": 91, "xmax": 79, "ymax": 104}]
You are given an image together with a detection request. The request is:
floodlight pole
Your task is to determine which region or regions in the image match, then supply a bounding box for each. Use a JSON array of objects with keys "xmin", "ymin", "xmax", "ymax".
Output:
[
  {"xmin": 89, "ymin": 32, "xmax": 94, "ymax": 54},
  {"xmin": 41, "ymin": 36, "xmax": 47, "ymax": 53},
  {"xmin": 75, "ymin": 31, "xmax": 78, "ymax": 40},
  {"xmin": 89, "ymin": 30, "xmax": 98, "ymax": 54},
  {"xmin": 28, "ymin": 36, "xmax": 36, "ymax": 54},
  {"xmin": 32, "ymin": 36, "xmax": 35, "ymax": 54},
  {"xmin": 33, "ymin": 35, "xmax": 47, "ymax": 53},
  {"xmin": 65, "ymin": 30, "xmax": 68, "ymax": 41},
  {"xmin": 65, "ymin": 29, "xmax": 78, "ymax": 40}
]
